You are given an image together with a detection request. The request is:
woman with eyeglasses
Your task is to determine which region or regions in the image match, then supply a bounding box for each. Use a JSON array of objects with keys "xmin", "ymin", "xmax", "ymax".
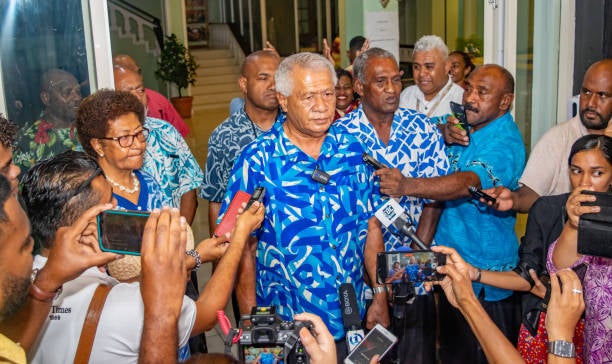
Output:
[{"xmin": 76, "ymin": 89, "xmax": 162, "ymax": 211}]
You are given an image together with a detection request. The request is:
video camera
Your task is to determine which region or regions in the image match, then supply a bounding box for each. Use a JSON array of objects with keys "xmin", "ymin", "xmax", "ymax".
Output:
[{"xmin": 239, "ymin": 306, "xmax": 312, "ymax": 364}]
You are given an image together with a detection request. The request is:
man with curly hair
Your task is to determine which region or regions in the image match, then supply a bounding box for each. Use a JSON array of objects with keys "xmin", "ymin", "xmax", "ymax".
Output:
[{"xmin": 0, "ymin": 115, "xmax": 21, "ymax": 191}]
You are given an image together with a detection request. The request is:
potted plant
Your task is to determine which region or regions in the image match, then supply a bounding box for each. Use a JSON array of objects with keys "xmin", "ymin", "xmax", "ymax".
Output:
[{"xmin": 155, "ymin": 34, "xmax": 199, "ymax": 118}]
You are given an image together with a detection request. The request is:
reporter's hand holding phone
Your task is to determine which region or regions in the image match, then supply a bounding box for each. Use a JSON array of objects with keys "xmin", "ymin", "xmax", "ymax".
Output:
[
  {"xmin": 40, "ymin": 203, "xmax": 123, "ymax": 294},
  {"xmin": 430, "ymin": 245, "xmax": 477, "ymax": 310},
  {"xmin": 139, "ymin": 207, "xmax": 187, "ymax": 363}
]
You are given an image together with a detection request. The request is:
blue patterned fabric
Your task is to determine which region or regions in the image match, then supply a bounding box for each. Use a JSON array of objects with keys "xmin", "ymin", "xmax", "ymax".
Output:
[
  {"xmin": 434, "ymin": 112, "xmax": 525, "ymax": 301},
  {"xmin": 200, "ymin": 108, "xmax": 284, "ymax": 202},
  {"xmin": 141, "ymin": 117, "xmax": 203, "ymax": 208},
  {"xmin": 336, "ymin": 105, "xmax": 450, "ymax": 251},
  {"xmin": 220, "ymin": 121, "xmax": 379, "ymax": 339},
  {"xmin": 113, "ymin": 169, "xmax": 164, "ymax": 211}
]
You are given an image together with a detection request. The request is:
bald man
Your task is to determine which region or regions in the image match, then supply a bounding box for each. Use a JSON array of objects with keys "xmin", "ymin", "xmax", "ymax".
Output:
[
  {"xmin": 487, "ymin": 59, "xmax": 612, "ymax": 212},
  {"xmin": 200, "ymin": 50, "xmax": 281, "ymax": 236},
  {"xmin": 113, "ymin": 54, "xmax": 190, "ymax": 137},
  {"xmin": 14, "ymin": 69, "xmax": 82, "ymax": 172}
]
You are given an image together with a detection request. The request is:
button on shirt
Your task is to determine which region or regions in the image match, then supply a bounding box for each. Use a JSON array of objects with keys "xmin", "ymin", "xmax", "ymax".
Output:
[
  {"xmin": 336, "ymin": 105, "xmax": 450, "ymax": 251},
  {"xmin": 434, "ymin": 112, "xmax": 525, "ymax": 301},
  {"xmin": 220, "ymin": 121, "xmax": 379, "ymax": 339}
]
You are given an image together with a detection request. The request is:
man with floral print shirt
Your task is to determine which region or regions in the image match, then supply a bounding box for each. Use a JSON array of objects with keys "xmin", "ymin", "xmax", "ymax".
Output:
[{"xmin": 14, "ymin": 69, "xmax": 82, "ymax": 172}]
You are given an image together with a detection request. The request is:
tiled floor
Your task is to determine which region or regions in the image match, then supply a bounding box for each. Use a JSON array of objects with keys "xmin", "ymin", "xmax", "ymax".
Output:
[{"xmin": 183, "ymin": 104, "xmax": 240, "ymax": 355}]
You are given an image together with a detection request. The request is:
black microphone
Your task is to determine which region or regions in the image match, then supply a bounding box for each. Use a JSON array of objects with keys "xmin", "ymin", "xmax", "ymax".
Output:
[
  {"xmin": 339, "ymin": 283, "xmax": 365, "ymax": 352},
  {"xmin": 375, "ymin": 199, "xmax": 428, "ymax": 250}
]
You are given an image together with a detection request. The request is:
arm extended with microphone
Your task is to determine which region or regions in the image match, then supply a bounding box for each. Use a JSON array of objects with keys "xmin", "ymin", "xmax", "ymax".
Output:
[{"xmin": 375, "ymin": 198, "xmax": 428, "ymax": 250}]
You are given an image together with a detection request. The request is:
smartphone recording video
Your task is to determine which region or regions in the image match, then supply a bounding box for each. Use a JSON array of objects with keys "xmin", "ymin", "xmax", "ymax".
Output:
[
  {"xmin": 97, "ymin": 210, "xmax": 150, "ymax": 255},
  {"xmin": 344, "ymin": 324, "xmax": 397, "ymax": 364},
  {"xmin": 377, "ymin": 250, "xmax": 446, "ymax": 285}
]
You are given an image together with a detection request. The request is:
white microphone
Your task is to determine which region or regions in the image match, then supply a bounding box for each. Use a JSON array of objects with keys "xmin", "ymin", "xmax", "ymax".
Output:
[{"xmin": 374, "ymin": 199, "xmax": 428, "ymax": 250}]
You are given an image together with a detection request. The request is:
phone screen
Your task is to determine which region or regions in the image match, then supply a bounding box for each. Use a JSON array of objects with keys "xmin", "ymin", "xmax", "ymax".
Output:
[
  {"xmin": 377, "ymin": 250, "xmax": 445, "ymax": 284},
  {"xmin": 97, "ymin": 210, "xmax": 150, "ymax": 255},
  {"xmin": 344, "ymin": 324, "xmax": 397, "ymax": 364}
]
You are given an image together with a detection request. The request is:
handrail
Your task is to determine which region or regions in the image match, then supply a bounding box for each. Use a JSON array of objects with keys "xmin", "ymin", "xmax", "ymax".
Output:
[
  {"xmin": 227, "ymin": 22, "xmax": 251, "ymax": 56},
  {"xmin": 107, "ymin": 0, "xmax": 163, "ymax": 49}
]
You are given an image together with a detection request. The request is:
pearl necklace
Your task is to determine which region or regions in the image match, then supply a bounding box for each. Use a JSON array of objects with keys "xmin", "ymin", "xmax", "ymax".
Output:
[{"xmin": 106, "ymin": 171, "xmax": 140, "ymax": 194}]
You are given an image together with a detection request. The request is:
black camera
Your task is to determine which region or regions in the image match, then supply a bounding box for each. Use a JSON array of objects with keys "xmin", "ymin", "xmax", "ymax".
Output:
[{"xmin": 239, "ymin": 306, "xmax": 312, "ymax": 364}]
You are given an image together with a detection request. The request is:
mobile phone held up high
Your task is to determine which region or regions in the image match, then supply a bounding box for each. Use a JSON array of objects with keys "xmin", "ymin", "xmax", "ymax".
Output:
[
  {"xmin": 468, "ymin": 186, "xmax": 497, "ymax": 204},
  {"xmin": 344, "ymin": 324, "xmax": 398, "ymax": 364},
  {"xmin": 450, "ymin": 101, "xmax": 470, "ymax": 140},
  {"xmin": 214, "ymin": 190, "xmax": 252, "ymax": 238},
  {"xmin": 97, "ymin": 210, "xmax": 150, "ymax": 255},
  {"xmin": 362, "ymin": 153, "xmax": 386, "ymax": 170},
  {"xmin": 376, "ymin": 250, "xmax": 446, "ymax": 285}
]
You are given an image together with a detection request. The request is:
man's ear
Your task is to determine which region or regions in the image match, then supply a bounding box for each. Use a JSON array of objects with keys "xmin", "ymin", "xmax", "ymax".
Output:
[
  {"xmin": 40, "ymin": 90, "xmax": 50, "ymax": 107},
  {"xmin": 238, "ymin": 76, "xmax": 247, "ymax": 95},
  {"xmin": 277, "ymin": 92, "xmax": 288, "ymax": 113},
  {"xmin": 499, "ymin": 93, "xmax": 515, "ymax": 112},
  {"xmin": 354, "ymin": 79, "xmax": 365, "ymax": 98},
  {"xmin": 444, "ymin": 59, "xmax": 451, "ymax": 75}
]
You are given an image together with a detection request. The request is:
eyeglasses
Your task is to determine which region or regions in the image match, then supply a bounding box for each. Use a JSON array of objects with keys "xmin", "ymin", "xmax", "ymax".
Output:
[{"xmin": 98, "ymin": 128, "xmax": 149, "ymax": 148}]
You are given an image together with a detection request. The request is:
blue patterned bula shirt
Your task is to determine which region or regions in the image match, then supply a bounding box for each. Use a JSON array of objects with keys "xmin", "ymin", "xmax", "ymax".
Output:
[{"xmin": 220, "ymin": 121, "xmax": 380, "ymax": 339}]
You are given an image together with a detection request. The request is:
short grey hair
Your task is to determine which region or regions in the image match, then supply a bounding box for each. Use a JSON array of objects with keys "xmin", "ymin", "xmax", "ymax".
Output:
[
  {"xmin": 275, "ymin": 52, "xmax": 337, "ymax": 96},
  {"xmin": 353, "ymin": 47, "xmax": 397, "ymax": 84},
  {"xmin": 413, "ymin": 35, "xmax": 449, "ymax": 59}
]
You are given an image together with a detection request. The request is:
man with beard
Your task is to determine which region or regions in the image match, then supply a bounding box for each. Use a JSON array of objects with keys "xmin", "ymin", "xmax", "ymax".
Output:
[
  {"xmin": 201, "ymin": 50, "xmax": 282, "ymax": 236},
  {"xmin": 14, "ymin": 69, "xmax": 82, "ymax": 172},
  {"xmin": 484, "ymin": 59, "xmax": 612, "ymax": 212},
  {"xmin": 399, "ymin": 35, "xmax": 464, "ymax": 125},
  {"xmin": 0, "ymin": 173, "xmax": 120, "ymax": 363},
  {"xmin": 376, "ymin": 64, "xmax": 525, "ymax": 363},
  {"xmin": 0, "ymin": 115, "xmax": 21, "ymax": 192}
]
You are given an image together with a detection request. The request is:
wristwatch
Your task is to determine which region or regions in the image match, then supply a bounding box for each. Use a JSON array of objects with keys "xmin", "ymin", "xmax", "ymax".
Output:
[{"xmin": 547, "ymin": 340, "xmax": 575, "ymax": 358}]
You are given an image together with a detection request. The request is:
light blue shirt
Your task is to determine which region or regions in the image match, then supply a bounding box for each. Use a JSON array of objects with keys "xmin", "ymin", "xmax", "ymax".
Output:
[{"xmin": 434, "ymin": 112, "xmax": 525, "ymax": 301}]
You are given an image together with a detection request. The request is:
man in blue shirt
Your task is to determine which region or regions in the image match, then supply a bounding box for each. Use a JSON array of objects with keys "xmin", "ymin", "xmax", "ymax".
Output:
[
  {"xmin": 200, "ymin": 50, "xmax": 281, "ymax": 236},
  {"xmin": 336, "ymin": 47, "xmax": 449, "ymax": 363},
  {"xmin": 220, "ymin": 52, "xmax": 388, "ymax": 359},
  {"xmin": 376, "ymin": 64, "xmax": 526, "ymax": 364}
]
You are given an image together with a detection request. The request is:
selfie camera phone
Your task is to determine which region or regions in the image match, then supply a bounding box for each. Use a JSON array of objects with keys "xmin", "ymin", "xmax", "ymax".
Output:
[
  {"xmin": 376, "ymin": 250, "xmax": 446, "ymax": 285},
  {"xmin": 468, "ymin": 186, "xmax": 496, "ymax": 204},
  {"xmin": 214, "ymin": 190, "xmax": 252, "ymax": 238},
  {"xmin": 450, "ymin": 101, "xmax": 470, "ymax": 137},
  {"xmin": 245, "ymin": 186, "xmax": 266, "ymax": 210},
  {"xmin": 362, "ymin": 153, "xmax": 386, "ymax": 170},
  {"xmin": 344, "ymin": 324, "xmax": 397, "ymax": 364},
  {"xmin": 97, "ymin": 210, "xmax": 150, "ymax": 255}
]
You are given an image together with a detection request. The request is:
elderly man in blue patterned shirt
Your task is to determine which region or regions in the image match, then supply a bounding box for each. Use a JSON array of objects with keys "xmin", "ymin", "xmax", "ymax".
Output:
[
  {"xmin": 220, "ymin": 52, "xmax": 389, "ymax": 359},
  {"xmin": 336, "ymin": 47, "xmax": 449, "ymax": 364}
]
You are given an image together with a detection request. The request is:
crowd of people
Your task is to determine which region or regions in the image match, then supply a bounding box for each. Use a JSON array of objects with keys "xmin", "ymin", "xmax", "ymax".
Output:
[{"xmin": 0, "ymin": 32, "xmax": 610, "ymax": 364}]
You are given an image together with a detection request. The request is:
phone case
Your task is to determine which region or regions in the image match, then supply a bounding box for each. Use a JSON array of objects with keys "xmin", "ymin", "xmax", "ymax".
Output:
[
  {"xmin": 344, "ymin": 323, "xmax": 398, "ymax": 364},
  {"xmin": 97, "ymin": 209, "xmax": 150, "ymax": 256},
  {"xmin": 214, "ymin": 190, "xmax": 252, "ymax": 237}
]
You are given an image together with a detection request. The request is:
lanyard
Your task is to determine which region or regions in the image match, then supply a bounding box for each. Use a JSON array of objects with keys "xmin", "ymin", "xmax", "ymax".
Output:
[{"xmin": 416, "ymin": 81, "xmax": 453, "ymax": 118}]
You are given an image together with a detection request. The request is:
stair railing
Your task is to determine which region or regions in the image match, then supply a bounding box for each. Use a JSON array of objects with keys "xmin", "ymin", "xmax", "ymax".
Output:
[{"xmin": 107, "ymin": 0, "xmax": 163, "ymax": 56}]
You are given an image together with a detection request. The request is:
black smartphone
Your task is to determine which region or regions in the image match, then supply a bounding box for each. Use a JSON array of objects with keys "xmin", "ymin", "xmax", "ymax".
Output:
[
  {"xmin": 376, "ymin": 250, "xmax": 446, "ymax": 285},
  {"xmin": 450, "ymin": 101, "xmax": 470, "ymax": 139},
  {"xmin": 344, "ymin": 324, "xmax": 398, "ymax": 364},
  {"xmin": 245, "ymin": 186, "xmax": 266, "ymax": 210},
  {"xmin": 97, "ymin": 210, "xmax": 150, "ymax": 255},
  {"xmin": 468, "ymin": 186, "xmax": 497, "ymax": 204},
  {"xmin": 362, "ymin": 153, "xmax": 386, "ymax": 170}
]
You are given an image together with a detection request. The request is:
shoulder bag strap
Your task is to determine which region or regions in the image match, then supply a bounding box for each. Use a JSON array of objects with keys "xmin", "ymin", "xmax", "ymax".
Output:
[{"xmin": 74, "ymin": 284, "xmax": 112, "ymax": 364}]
